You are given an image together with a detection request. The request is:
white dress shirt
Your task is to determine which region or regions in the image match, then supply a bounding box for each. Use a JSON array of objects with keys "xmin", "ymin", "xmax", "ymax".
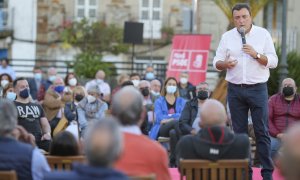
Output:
[{"xmin": 213, "ymin": 25, "xmax": 278, "ymax": 84}]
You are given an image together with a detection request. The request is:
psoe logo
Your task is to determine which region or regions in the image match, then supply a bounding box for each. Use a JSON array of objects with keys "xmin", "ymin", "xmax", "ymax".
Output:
[{"xmin": 193, "ymin": 54, "xmax": 203, "ymax": 68}]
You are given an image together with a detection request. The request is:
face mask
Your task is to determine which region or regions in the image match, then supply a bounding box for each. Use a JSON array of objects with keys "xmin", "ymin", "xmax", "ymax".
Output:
[
  {"xmin": 19, "ymin": 88, "xmax": 30, "ymax": 99},
  {"xmin": 54, "ymin": 85, "xmax": 65, "ymax": 93},
  {"xmin": 131, "ymin": 80, "xmax": 140, "ymax": 87},
  {"xmin": 145, "ymin": 72, "xmax": 155, "ymax": 80},
  {"xmin": 282, "ymin": 86, "xmax": 294, "ymax": 97},
  {"xmin": 96, "ymin": 79, "xmax": 103, "ymax": 84},
  {"xmin": 6, "ymin": 92, "xmax": 16, "ymax": 101},
  {"xmin": 166, "ymin": 85, "xmax": 177, "ymax": 94},
  {"xmin": 87, "ymin": 95, "xmax": 96, "ymax": 103},
  {"xmin": 34, "ymin": 73, "xmax": 42, "ymax": 80},
  {"xmin": 1, "ymin": 79, "xmax": 9, "ymax": 88},
  {"xmin": 180, "ymin": 77, "xmax": 188, "ymax": 84},
  {"xmin": 75, "ymin": 94, "xmax": 84, "ymax": 102},
  {"xmin": 68, "ymin": 78, "xmax": 77, "ymax": 86},
  {"xmin": 197, "ymin": 90, "xmax": 209, "ymax": 100},
  {"xmin": 141, "ymin": 88, "xmax": 150, "ymax": 97},
  {"xmin": 49, "ymin": 76, "xmax": 56, "ymax": 82},
  {"xmin": 151, "ymin": 90, "xmax": 160, "ymax": 96}
]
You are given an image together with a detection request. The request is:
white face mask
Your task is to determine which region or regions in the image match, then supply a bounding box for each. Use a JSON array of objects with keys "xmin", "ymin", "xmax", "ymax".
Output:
[
  {"xmin": 166, "ymin": 85, "xmax": 177, "ymax": 94},
  {"xmin": 1, "ymin": 80, "xmax": 9, "ymax": 88},
  {"xmin": 87, "ymin": 95, "xmax": 97, "ymax": 103},
  {"xmin": 49, "ymin": 75, "xmax": 56, "ymax": 82},
  {"xmin": 131, "ymin": 80, "xmax": 140, "ymax": 87},
  {"xmin": 180, "ymin": 77, "xmax": 188, "ymax": 84},
  {"xmin": 96, "ymin": 79, "xmax": 103, "ymax": 84},
  {"xmin": 151, "ymin": 90, "xmax": 160, "ymax": 96},
  {"xmin": 6, "ymin": 92, "xmax": 16, "ymax": 101},
  {"xmin": 68, "ymin": 78, "xmax": 77, "ymax": 86}
]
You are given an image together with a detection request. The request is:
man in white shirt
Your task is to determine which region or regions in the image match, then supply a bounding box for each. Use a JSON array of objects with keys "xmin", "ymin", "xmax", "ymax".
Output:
[
  {"xmin": 85, "ymin": 70, "xmax": 111, "ymax": 103},
  {"xmin": 213, "ymin": 3, "xmax": 278, "ymax": 180}
]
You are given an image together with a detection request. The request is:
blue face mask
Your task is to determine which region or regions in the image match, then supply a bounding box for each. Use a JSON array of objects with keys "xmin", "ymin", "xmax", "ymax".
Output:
[
  {"xmin": 6, "ymin": 92, "xmax": 16, "ymax": 101},
  {"xmin": 49, "ymin": 76, "xmax": 56, "ymax": 82},
  {"xmin": 54, "ymin": 85, "xmax": 65, "ymax": 93},
  {"xmin": 145, "ymin": 72, "xmax": 155, "ymax": 80},
  {"xmin": 19, "ymin": 88, "xmax": 30, "ymax": 99},
  {"xmin": 34, "ymin": 73, "xmax": 42, "ymax": 80}
]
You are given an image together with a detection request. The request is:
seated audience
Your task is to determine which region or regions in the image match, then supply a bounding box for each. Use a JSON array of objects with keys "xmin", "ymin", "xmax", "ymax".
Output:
[
  {"xmin": 269, "ymin": 78, "xmax": 300, "ymax": 158},
  {"xmin": 2, "ymin": 82, "xmax": 15, "ymax": 101},
  {"xmin": 176, "ymin": 99, "xmax": 250, "ymax": 165},
  {"xmin": 179, "ymin": 82, "xmax": 210, "ymax": 136},
  {"xmin": 42, "ymin": 76, "xmax": 67, "ymax": 133},
  {"xmin": 0, "ymin": 58, "xmax": 16, "ymax": 80},
  {"xmin": 49, "ymin": 131, "xmax": 80, "ymax": 156},
  {"xmin": 64, "ymin": 86, "xmax": 86, "ymax": 122},
  {"xmin": 44, "ymin": 117, "xmax": 128, "ymax": 180},
  {"xmin": 149, "ymin": 77, "xmax": 185, "ymax": 167},
  {"xmin": 113, "ymin": 86, "xmax": 171, "ymax": 180},
  {"xmin": 0, "ymin": 99, "xmax": 50, "ymax": 180},
  {"xmin": 278, "ymin": 123, "xmax": 300, "ymax": 180},
  {"xmin": 37, "ymin": 67, "xmax": 57, "ymax": 101},
  {"xmin": 130, "ymin": 72, "xmax": 141, "ymax": 87},
  {"xmin": 0, "ymin": 73, "xmax": 13, "ymax": 97},
  {"xmin": 77, "ymin": 85, "xmax": 108, "ymax": 136},
  {"xmin": 28, "ymin": 66, "xmax": 44, "ymax": 101},
  {"xmin": 178, "ymin": 71, "xmax": 195, "ymax": 100},
  {"xmin": 111, "ymin": 73, "xmax": 130, "ymax": 97},
  {"xmin": 13, "ymin": 77, "xmax": 52, "ymax": 151},
  {"xmin": 150, "ymin": 79, "xmax": 161, "ymax": 97}
]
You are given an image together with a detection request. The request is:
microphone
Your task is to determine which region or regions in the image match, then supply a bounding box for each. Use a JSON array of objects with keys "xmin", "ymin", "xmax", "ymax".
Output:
[{"xmin": 239, "ymin": 27, "xmax": 246, "ymax": 45}]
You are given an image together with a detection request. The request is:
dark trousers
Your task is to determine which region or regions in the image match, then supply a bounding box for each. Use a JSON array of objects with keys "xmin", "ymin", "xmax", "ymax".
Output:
[
  {"xmin": 159, "ymin": 120, "xmax": 178, "ymax": 166},
  {"xmin": 228, "ymin": 82, "xmax": 273, "ymax": 180}
]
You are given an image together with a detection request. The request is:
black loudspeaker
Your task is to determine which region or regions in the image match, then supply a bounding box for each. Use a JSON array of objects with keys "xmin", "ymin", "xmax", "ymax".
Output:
[{"xmin": 123, "ymin": 22, "xmax": 144, "ymax": 44}]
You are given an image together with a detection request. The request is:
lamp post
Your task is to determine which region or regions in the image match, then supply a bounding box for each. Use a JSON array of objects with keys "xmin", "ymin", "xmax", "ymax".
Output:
[{"xmin": 278, "ymin": 0, "xmax": 288, "ymax": 86}]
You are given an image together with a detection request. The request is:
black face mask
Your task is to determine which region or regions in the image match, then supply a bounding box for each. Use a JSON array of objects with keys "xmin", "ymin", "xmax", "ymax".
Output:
[
  {"xmin": 141, "ymin": 88, "xmax": 150, "ymax": 97},
  {"xmin": 197, "ymin": 90, "xmax": 208, "ymax": 100},
  {"xmin": 282, "ymin": 86, "xmax": 294, "ymax": 97},
  {"xmin": 19, "ymin": 88, "xmax": 30, "ymax": 99},
  {"xmin": 75, "ymin": 94, "xmax": 84, "ymax": 102}
]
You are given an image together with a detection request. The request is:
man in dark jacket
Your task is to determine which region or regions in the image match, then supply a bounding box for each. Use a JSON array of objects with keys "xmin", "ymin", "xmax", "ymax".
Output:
[
  {"xmin": 179, "ymin": 82, "xmax": 210, "ymax": 136},
  {"xmin": 44, "ymin": 117, "xmax": 128, "ymax": 180},
  {"xmin": 178, "ymin": 71, "xmax": 195, "ymax": 100},
  {"xmin": 176, "ymin": 99, "xmax": 250, "ymax": 164}
]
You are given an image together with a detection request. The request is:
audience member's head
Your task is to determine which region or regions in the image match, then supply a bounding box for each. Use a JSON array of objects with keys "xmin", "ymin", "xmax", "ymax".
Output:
[
  {"xmin": 47, "ymin": 67, "xmax": 57, "ymax": 82},
  {"xmin": 121, "ymin": 80, "xmax": 134, "ymax": 88},
  {"xmin": 179, "ymin": 71, "xmax": 189, "ymax": 85},
  {"xmin": 1, "ymin": 58, "xmax": 9, "ymax": 68},
  {"xmin": 150, "ymin": 79, "xmax": 161, "ymax": 95},
  {"xmin": 84, "ymin": 117, "xmax": 122, "ymax": 167},
  {"xmin": 117, "ymin": 73, "xmax": 130, "ymax": 86},
  {"xmin": 87, "ymin": 85, "xmax": 102, "ymax": 103},
  {"xmin": 95, "ymin": 70, "xmax": 105, "ymax": 80},
  {"xmin": 0, "ymin": 73, "xmax": 13, "ymax": 88},
  {"xmin": 3, "ymin": 82, "xmax": 15, "ymax": 100},
  {"xmin": 138, "ymin": 80, "xmax": 151, "ymax": 97},
  {"xmin": 130, "ymin": 73, "xmax": 141, "ymax": 87},
  {"xmin": 199, "ymin": 99, "xmax": 227, "ymax": 128},
  {"xmin": 73, "ymin": 86, "xmax": 86, "ymax": 102},
  {"xmin": 13, "ymin": 77, "xmax": 30, "ymax": 100},
  {"xmin": 33, "ymin": 66, "xmax": 43, "ymax": 80},
  {"xmin": 0, "ymin": 99, "xmax": 18, "ymax": 136},
  {"xmin": 52, "ymin": 76, "xmax": 65, "ymax": 94},
  {"xmin": 111, "ymin": 86, "xmax": 144, "ymax": 126},
  {"xmin": 50, "ymin": 131, "xmax": 79, "ymax": 156},
  {"xmin": 278, "ymin": 123, "xmax": 300, "ymax": 180},
  {"xmin": 144, "ymin": 65, "xmax": 155, "ymax": 81},
  {"xmin": 281, "ymin": 78, "xmax": 297, "ymax": 100},
  {"xmin": 196, "ymin": 82, "xmax": 210, "ymax": 100},
  {"xmin": 161, "ymin": 77, "xmax": 179, "ymax": 97},
  {"xmin": 64, "ymin": 72, "xmax": 78, "ymax": 87}
]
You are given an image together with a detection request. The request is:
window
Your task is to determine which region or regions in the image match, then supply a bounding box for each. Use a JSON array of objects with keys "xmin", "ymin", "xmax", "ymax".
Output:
[
  {"xmin": 139, "ymin": 0, "xmax": 163, "ymax": 39},
  {"xmin": 75, "ymin": 0, "xmax": 98, "ymax": 20}
]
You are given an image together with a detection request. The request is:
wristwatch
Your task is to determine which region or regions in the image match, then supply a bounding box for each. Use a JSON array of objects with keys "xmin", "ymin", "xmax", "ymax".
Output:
[{"xmin": 255, "ymin": 53, "xmax": 261, "ymax": 59}]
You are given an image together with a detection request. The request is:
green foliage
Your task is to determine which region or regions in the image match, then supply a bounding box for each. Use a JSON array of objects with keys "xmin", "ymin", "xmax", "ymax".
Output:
[
  {"xmin": 161, "ymin": 27, "xmax": 174, "ymax": 44},
  {"xmin": 268, "ymin": 49, "xmax": 300, "ymax": 96},
  {"xmin": 61, "ymin": 19, "xmax": 128, "ymax": 78},
  {"xmin": 73, "ymin": 52, "xmax": 116, "ymax": 79}
]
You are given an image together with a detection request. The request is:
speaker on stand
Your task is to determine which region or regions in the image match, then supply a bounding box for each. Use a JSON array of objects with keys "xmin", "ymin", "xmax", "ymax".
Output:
[{"xmin": 123, "ymin": 22, "xmax": 143, "ymax": 73}]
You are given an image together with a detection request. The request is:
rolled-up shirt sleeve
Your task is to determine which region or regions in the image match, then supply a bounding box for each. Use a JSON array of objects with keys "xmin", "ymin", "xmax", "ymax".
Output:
[
  {"xmin": 264, "ymin": 31, "xmax": 278, "ymax": 69},
  {"xmin": 213, "ymin": 34, "xmax": 227, "ymax": 71}
]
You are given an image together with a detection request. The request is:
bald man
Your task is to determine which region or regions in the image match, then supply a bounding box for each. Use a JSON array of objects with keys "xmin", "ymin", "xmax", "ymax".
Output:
[
  {"xmin": 268, "ymin": 78, "xmax": 300, "ymax": 158},
  {"xmin": 176, "ymin": 99, "xmax": 250, "ymax": 165}
]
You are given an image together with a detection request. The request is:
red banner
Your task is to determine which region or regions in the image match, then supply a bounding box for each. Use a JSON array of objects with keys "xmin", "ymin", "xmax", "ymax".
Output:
[{"xmin": 166, "ymin": 34, "xmax": 211, "ymax": 86}]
